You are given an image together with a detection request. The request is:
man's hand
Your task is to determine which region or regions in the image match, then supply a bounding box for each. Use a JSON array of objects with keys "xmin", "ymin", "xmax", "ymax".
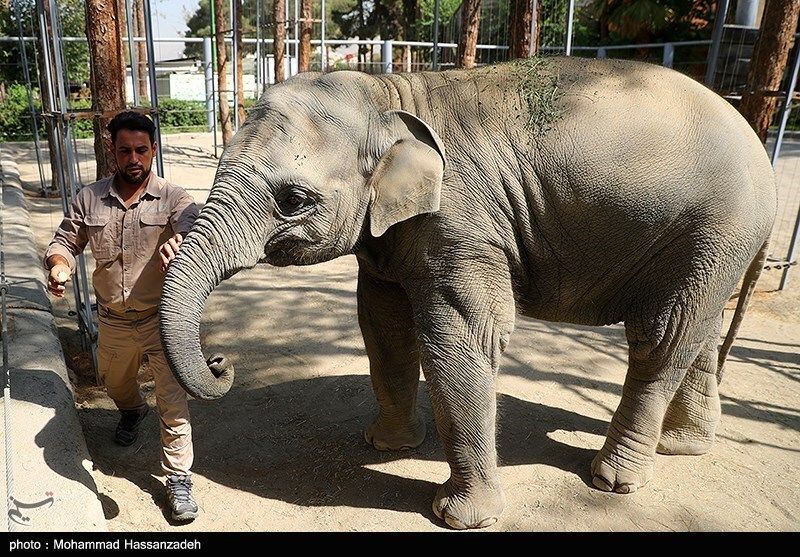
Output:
[
  {"xmin": 159, "ymin": 233, "xmax": 184, "ymax": 272},
  {"xmin": 47, "ymin": 264, "xmax": 71, "ymax": 297}
]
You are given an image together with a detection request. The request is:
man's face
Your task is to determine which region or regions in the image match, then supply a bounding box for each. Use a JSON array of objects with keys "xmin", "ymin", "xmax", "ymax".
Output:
[{"xmin": 113, "ymin": 129, "xmax": 156, "ymax": 185}]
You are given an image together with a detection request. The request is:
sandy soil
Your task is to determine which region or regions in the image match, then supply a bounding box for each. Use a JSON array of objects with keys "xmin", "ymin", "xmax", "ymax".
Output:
[{"xmin": 5, "ymin": 134, "xmax": 799, "ymax": 531}]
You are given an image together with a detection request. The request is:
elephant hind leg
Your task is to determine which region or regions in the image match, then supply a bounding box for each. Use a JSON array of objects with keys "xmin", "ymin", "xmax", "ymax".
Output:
[
  {"xmin": 592, "ymin": 297, "xmax": 715, "ymax": 494},
  {"xmin": 657, "ymin": 316, "xmax": 723, "ymax": 456}
]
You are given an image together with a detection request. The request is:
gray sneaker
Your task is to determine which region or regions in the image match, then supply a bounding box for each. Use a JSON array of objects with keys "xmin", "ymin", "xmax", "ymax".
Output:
[{"xmin": 166, "ymin": 474, "xmax": 199, "ymax": 522}]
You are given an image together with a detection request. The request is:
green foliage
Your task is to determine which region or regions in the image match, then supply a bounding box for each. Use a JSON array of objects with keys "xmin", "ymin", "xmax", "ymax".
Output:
[
  {"xmin": 183, "ymin": 0, "xmax": 352, "ymax": 58},
  {"xmin": 0, "ymin": 83, "xmax": 39, "ymax": 141},
  {"xmin": 574, "ymin": 0, "xmax": 716, "ymax": 46},
  {"xmin": 418, "ymin": 0, "xmax": 460, "ymax": 29},
  {"xmin": 0, "ymin": 0, "xmax": 90, "ymax": 87},
  {"xmin": 157, "ymin": 98, "xmax": 208, "ymax": 132},
  {"xmin": 70, "ymin": 97, "xmax": 94, "ymax": 139}
]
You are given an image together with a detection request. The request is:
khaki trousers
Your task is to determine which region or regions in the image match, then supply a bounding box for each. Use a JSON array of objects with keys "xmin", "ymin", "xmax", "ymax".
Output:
[{"xmin": 97, "ymin": 311, "xmax": 193, "ymax": 475}]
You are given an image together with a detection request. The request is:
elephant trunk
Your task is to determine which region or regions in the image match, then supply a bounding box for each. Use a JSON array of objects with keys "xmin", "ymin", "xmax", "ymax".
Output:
[{"xmin": 160, "ymin": 205, "xmax": 262, "ymax": 400}]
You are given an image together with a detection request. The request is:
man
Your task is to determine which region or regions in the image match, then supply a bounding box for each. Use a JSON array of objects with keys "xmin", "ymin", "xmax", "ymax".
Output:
[{"xmin": 44, "ymin": 111, "xmax": 200, "ymax": 522}]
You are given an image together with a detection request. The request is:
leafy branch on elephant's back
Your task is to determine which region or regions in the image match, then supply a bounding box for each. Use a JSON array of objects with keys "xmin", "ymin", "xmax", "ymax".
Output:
[{"xmin": 513, "ymin": 57, "xmax": 564, "ymax": 137}]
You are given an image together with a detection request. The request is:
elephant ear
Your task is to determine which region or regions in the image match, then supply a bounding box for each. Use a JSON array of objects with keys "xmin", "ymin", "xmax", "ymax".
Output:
[{"xmin": 368, "ymin": 110, "xmax": 446, "ymax": 237}]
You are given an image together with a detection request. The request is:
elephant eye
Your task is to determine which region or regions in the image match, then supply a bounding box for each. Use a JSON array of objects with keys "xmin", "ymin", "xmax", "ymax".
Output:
[{"xmin": 276, "ymin": 189, "xmax": 311, "ymax": 215}]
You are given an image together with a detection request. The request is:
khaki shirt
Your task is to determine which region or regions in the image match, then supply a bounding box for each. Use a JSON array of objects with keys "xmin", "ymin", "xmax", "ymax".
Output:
[{"xmin": 44, "ymin": 173, "xmax": 198, "ymax": 313}]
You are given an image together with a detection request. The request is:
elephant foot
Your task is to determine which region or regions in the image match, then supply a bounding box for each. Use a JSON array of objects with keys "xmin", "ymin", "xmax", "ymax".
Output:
[
  {"xmin": 657, "ymin": 372, "xmax": 720, "ymax": 456},
  {"xmin": 432, "ymin": 478, "xmax": 505, "ymax": 530},
  {"xmin": 364, "ymin": 414, "xmax": 426, "ymax": 451},
  {"xmin": 590, "ymin": 442, "xmax": 654, "ymax": 494}
]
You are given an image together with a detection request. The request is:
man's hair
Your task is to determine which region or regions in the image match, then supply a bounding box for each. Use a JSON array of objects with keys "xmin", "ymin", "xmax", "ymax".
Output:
[{"xmin": 107, "ymin": 111, "xmax": 156, "ymax": 143}]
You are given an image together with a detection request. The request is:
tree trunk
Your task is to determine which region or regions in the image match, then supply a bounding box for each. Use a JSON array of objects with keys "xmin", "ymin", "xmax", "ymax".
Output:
[
  {"xmin": 299, "ymin": 0, "xmax": 312, "ymax": 71},
  {"xmin": 235, "ymin": 0, "xmax": 245, "ymax": 124},
  {"xmin": 739, "ymin": 0, "xmax": 800, "ymax": 143},
  {"xmin": 133, "ymin": 0, "xmax": 148, "ymax": 103},
  {"xmin": 402, "ymin": 0, "xmax": 418, "ymax": 42},
  {"xmin": 215, "ymin": 0, "xmax": 233, "ymax": 145},
  {"xmin": 531, "ymin": 0, "xmax": 542, "ymax": 55},
  {"xmin": 509, "ymin": 0, "xmax": 532, "ymax": 60},
  {"xmin": 457, "ymin": 0, "xmax": 481, "ymax": 69},
  {"xmin": 85, "ymin": 0, "xmax": 127, "ymax": 179},
  {"xmin": 273, "ymin": 0, "xmax": 286, "ymax": 82}
]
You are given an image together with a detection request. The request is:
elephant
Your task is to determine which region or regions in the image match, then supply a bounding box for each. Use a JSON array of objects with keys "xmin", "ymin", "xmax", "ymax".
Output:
[{"xmin": 159, "ymin": 56, "xmax": 777, "ymax": 529}]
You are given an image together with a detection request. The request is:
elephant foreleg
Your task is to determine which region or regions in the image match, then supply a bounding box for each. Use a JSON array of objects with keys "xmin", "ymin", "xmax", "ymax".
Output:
[
  {"xmin": 408, "ymin": 268, "xmax": 515, "ymax": 529},
  {"xmin": 357, "ymin": 268, "xmax": 426, "ymax": 451}
]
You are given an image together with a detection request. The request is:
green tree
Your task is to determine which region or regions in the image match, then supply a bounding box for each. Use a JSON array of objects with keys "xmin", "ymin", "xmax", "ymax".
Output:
[
  {"xmin": 575, "ymin": 0, "xmax": 716, "ymax": 45},
  {"xmin": 0, "ymin": 0, "xmax": 90, "ymax": 87},
  {"xmin": 183, "ymin": 0, "xmax": 352, "ymax": 58}
]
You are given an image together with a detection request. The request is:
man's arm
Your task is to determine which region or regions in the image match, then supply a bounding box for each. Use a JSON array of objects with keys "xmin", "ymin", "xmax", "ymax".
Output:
[
  {"xmin": 44, "ymin": 192, "xmax": 89, "ymax": 297},
  {"xmin": 160, "ymin": 189, "xmax": 199, "ymax": 272}
]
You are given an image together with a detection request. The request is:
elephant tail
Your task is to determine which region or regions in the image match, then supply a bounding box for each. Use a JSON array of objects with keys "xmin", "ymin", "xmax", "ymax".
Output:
[{"xmin": 717, "ymin": 240, "xmax": 770, "ymax": 384}]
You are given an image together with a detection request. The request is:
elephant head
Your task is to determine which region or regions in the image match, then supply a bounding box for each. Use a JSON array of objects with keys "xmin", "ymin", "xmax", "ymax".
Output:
[{"xmin": 160, "ymin": 73, "xmax": 446, "ymax": 400}]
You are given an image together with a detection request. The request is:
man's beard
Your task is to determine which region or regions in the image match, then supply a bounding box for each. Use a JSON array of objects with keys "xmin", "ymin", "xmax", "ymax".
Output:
[{"xmin": 119, "ymin": 165, "xmax": 151, "ymax": 185}]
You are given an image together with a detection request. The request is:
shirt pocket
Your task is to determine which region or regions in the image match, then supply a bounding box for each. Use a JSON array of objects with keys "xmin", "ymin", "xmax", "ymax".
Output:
[
  {"xmin": 84, "ymin": 212, "xmax": 115, "ymax": 261},
  {"xmin": 138, "ymin": 210, "xmax": 171, "ymax": 259}
]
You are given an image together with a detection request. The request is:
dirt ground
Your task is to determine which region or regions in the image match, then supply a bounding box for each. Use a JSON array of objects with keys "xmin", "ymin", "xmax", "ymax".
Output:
[{"xmin": 5, "ymin": 133, "xmax": 799, "ymax": 531}]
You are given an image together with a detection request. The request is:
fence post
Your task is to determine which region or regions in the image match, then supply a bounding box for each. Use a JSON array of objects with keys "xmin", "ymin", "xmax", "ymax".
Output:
[
  {"xmin": 203, "ymin": 37, "xmax": 215, "ymax": 132},
  {"xmin": 704, "ymin": 0, "xmax": 730, "ymax": 88},
  {"xmin": 777, "ymin": 43, "xmax": 800, "ymax": 290},
  {"xmin": 662, "ymin": 43, "xmax": 674, "ymax": 68},
  {"xmin": 382, "ymin": 39, "xmax": 393, "ymax": 74},
  {"xmin": 565, "ymin": 0, "xmax": 575, "ymax": 56}
]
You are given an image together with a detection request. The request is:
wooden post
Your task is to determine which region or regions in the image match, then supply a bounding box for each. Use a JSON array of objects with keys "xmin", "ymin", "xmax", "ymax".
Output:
[
  {"xmin": 299, "ymin": 0, "xmax": 312, "ymax": 71},
  {"xmin": 84, "ymin": 0, "xmax": 127, "ymax": 179},
  {"xmin": 273, "ymin": 0, "xmax": 286, "ymax": 82},
  {"xmin": 215, "ymin": 0, "xmax": 233, "ymax": 144},
  {"xmin": 133, "ymin": 0, "xmax": 149, "ymax": 103},
  {"xmin": 509, "ymin": 0, "xmax": 532, "ymax": 60},
  {"xmin": 456, "ymin": 0, "xmax": 481, "ymax": 69}
]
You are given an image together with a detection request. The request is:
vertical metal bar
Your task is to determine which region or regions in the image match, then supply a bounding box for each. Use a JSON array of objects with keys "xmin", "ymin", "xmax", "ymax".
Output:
[
  {"xmin": 294, "ymin": 0, "xmax": 299, "ymax": 71},
  {"xmin": 771, "ymin": 45, "xmax": 800, "ymax": 166},
  {"xmin": 1, "ymin": 164, "xmax": 18, "ymax": 532},
  {"xmin": 565, "ymin": 0, "xmax": 575, "ymax": 56},
  {"xmin": 285, "ymin": 0, "xmax": 290, "ymax": 75},
  {"xmin": 382, "ymin": 39, "xmax": 393, "ymax": 74},
  {"xmin": 13, "ymin": 0, "xmax": 47, "ymax": 196},
  {"xmin": 142, "ymin": 0, "xmax": 165, "ymax": 177},
  {"xmin": 777, "ymin": 45, "xmax": 800, "ymax": 290},
  {"xmin": 232, "ymin": 0, "xmax": 239, "ymax": 130},
  {"xmin": 432, "ymin": 0, "xmax": 440, "ymax": 70},
  {"xmin": 124, "ymin": 0, "xmax": 140, "ymax": 106},
  {"xmin": 204, "ymin": 37, "xmax": 215, "ymax": 132},
  {"xmin": 662, "ymin": 43, "xmax": 674, "ymax": 68},
  {"xmin": 42, "ymin": 0, "xmax": 97, "ymax": 366},
  {"xmin": 321, "ymin": 0, "xmax": 327, "ymax": 71},
  {"xmin": 735, "ymin": 0, "xmax": 759, "ymax": 27},
  {"xmin": 256, "ymin": 0, "xmax": 262, "ymax": 91},
  {"xmin": 36, "ymin": 2, "xmax": 64, "ymax": 207},
  {"xmin": 705, "ymin": 0, "xmax": 730, "ymax": 88},
  {"xmin": 210, "ymin": 0, "xmax": 217, "ymax": 71},
  {"xmin": 528, "ymin": 0, "xmax": 538, "ymax": 57}
]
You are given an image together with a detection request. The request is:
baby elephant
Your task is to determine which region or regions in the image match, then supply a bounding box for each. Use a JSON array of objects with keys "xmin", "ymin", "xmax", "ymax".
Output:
[{"xmin": 160, "ymin": 57, "xmax": 776, "ymax": 528}]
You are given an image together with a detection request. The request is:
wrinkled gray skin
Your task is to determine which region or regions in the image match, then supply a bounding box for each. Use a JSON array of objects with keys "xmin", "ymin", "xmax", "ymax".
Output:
[{"xmin": 160, "ymin": 57, "xmax": 777, "ymax": 529}]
